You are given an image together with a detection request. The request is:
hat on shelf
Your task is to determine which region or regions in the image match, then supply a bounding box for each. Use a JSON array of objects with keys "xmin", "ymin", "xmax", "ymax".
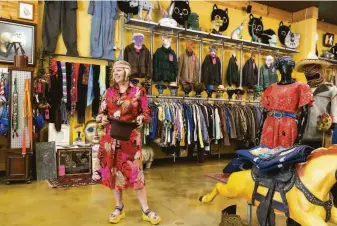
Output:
[
  {"xmin": 131, "ymin": 78, "xmax": 139, "ymax": 85},
  {"xmin": 155, "ymin": 82, "xmax": 167, "ymax": 95},
  {"xmin": 113, "ymin": 60, "xmax": 131, "ymax": 70},
  {"xmin": 295, "ymin": 52, "xmax": 331, "ymax": 73},
  {"xmin": 110, "ymin": 118, "xmax": 139, "ymax": 141},
  {"xmin": 216, "ymin": 85, "xmax": 225, "ymax": 91},
  {"xmin": 235, "ymin": 87, "xmax": 245, "ymax": 95},
  {"xmin": 168, "ymin": 82, "xmax": 178, "ymax": 88},
  {"xmin": 194, "ymin": 82, "xmax": 205, "ymax": 95}
]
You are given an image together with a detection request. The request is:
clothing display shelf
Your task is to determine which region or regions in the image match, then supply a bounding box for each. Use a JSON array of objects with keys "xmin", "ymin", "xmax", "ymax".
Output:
[
  {"xmin": 125, "ymin": 18, "xmax": 299, "ymax": 54},
  {"xmin": 147, "ymin": 95, "xmax": 261, "ymax": 104}
]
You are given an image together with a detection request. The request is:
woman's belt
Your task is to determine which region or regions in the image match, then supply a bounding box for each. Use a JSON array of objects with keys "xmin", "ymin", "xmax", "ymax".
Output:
[{"xmin": 268, "ymin": 111, "xmax": 297, "ymax": 119}]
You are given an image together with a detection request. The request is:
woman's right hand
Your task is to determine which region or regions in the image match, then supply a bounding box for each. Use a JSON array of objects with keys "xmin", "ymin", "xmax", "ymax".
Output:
[{"xmin": 102, "ymin": 115, "xmax": 110, "ymax": 126}]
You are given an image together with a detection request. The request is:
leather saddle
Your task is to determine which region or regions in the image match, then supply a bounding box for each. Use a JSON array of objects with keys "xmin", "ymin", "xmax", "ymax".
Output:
[{"xmin": 251, "ymin": 165, "xmax": 296, "ymax": 226}]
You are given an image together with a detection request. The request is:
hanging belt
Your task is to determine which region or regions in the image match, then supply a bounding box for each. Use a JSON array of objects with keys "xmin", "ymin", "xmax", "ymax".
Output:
[
  {"xmin": 22, "ymin": 79, "xmax": 32, "ymax": 155},
  {"xmin": 268, "ymin": 111, "xmax": 296, "ymax": 119}
]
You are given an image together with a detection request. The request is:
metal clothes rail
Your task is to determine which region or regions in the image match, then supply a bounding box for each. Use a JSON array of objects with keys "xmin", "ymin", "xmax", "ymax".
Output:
[{"xmin": 147, "ymin": 95, "xmax": 261, "ymax": 104}]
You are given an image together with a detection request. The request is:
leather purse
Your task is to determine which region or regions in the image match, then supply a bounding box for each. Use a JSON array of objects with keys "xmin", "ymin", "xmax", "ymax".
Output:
[{"xmin": 13, "ymin": 42, "xmax": 28, "ymax": 68}]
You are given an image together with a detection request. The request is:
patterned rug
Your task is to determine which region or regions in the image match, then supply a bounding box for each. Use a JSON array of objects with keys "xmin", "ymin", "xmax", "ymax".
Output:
[
  {"xmin": 47, "ymin": 175, "xmax": 98, "ymax": 188},
  {"xmin": 204, "ymin": 173, "xmax": 229, "ymax": 184}
]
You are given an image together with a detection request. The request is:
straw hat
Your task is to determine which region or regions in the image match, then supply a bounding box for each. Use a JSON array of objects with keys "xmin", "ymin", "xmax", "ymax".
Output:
[{"xmin": 295, "ymin": 52, "xmax": 330, "ymax": 72}]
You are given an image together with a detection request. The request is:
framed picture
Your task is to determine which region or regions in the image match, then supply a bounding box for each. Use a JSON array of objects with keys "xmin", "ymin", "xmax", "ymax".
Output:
[
  {"xmin": 323, "ymin": 33, "xmax": 334, "ymax": 47},
  {"xmin": 18, "ymin": 2, "xmax": 34, "ymax": 21},
  {"xmin": 36, "ymin": 142, "xmax": 57, "ymax": 180},
  {"xmin": 0, "ymin": 18, "xmax": 36, "ymax": 66},
  {"xmin": 57, "ymin": 148, "xmax": 92, "ymax": 176}
]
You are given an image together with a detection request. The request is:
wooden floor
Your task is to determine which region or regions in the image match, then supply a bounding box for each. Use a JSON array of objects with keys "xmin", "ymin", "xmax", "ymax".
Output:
[{"xmin": 0, "ymin": 160, "xmax": 334, "ymax": 226}]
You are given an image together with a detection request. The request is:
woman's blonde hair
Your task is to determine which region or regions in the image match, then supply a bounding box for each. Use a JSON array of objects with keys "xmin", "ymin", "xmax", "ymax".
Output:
[{"xmin": 110, "ymin": 67, "xmax": 131, "ymax": 87}]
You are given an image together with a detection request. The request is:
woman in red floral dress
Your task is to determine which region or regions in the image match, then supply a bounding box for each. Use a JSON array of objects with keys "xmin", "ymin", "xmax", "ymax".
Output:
[{"xmin": 96, "ymin": 61, "xmax": 160, "ymax": 225}]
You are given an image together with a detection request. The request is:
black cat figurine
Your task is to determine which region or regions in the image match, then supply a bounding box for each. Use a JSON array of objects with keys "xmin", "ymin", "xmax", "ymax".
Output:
[
  {"xmin": 248, "ymin": 14, "xmax": 264, "ymax": 42},
  {"xmin": 278, "ymin": 21, "xmax": 291, "ymax": 45},
  {"xmin": 171, "ymin": 0, "xmax": 191, "ymax": 26},
  {"xmin": 261, "ymin": 29, "xmax": 277, "ymax": 46},
  {"xmin": 210, "ymin": 4, "xmax": 229, "ymax": 34}
]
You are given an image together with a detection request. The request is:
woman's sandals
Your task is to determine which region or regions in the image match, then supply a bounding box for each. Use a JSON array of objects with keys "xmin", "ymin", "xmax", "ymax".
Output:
[
  {"xmin": 142, "ymin": 209, "xmax": 161, "ymax": 225},
  {"xmin": 109, "ymin": 205, "xmax": 125, "ymax": 224}
]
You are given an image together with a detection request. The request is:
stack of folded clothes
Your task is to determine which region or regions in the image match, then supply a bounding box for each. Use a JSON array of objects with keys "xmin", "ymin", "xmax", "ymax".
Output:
[{"xmin": 236, "ymin": 145, "xmax": 314, "ymax": 173}]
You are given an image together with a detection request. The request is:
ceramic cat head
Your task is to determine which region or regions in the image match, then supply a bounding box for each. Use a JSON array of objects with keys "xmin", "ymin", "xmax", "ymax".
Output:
[
  {"xmin": 248, "ymin": 14, "xmax": 263, "ymax": 38},
  {"xmin": 278, "ymin": 21, "xmax": 291, "ymax": 45},
  {"xmin": 172, "ymin": 0, "xmax": 191, "ymax": 26},
  {"xmin": 211, "ymin": 4, "xmax": 229, "ymax": 33},
  {"xmin": 261, "ymin": 29, "xmax": 277, "ymax": 46},
  {"xmin": 285, "ymin": 31, "xmax": 300, "ymax": 49}
]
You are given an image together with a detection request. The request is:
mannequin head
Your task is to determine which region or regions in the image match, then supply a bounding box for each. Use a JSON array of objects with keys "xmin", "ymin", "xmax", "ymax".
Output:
[
  {"xmin": 209, "ymin": 45, "xmax": 217, "ymax": 57},
  {"xmin": 84, "ymin": 120, "xmax": 104, "ymax": 144},
  {"xmin": 266, "ymin": 55, "xmax": 274, "ymax": 67},
  {"xmin": 132, "ymin": 33, "xmax": 144, "ymax": 49},
  {"xmin": 112, "ymin": 60, "xmax": 131, "ymax": 86},
  {"xmin": 276, "ymin": 56, "xmax": 295, "ymax": 84},
  {"xmin": 162, "ymin": 35, "xmax": 172, "ymax": 48},
  {"xmin": 185, "ymin": 40, "xmax": 195, "ymax": 52}
]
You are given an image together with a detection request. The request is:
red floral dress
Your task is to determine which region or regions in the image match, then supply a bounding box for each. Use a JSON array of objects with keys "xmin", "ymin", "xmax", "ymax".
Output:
[
  {"xmin": 261, "ymin": 82, "xmax": 313, "ymax": 148},
  {"xmin": 97, "ymin": 85, "xmax": 150, "ymax": 190}
]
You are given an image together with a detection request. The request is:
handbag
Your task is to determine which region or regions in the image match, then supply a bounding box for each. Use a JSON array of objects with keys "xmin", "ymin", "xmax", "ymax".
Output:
[{"xmin": 13, "ymin": 42, "xmax": 28, "ymax": 68}]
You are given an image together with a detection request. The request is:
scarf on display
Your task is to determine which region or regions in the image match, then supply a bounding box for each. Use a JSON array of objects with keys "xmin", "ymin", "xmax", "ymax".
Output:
[
  {"xmin": 99, "ymin": 65, "xmax": 106, "ymax": 96},
  {"xmin": 70, "ymin": 63, "xmax": 78, "ymax": 116},
  {"xmin": 77, "ymin": 64, "xmax": 89, "ymax": 124},
  {"xmin": 22, "ymin": 79, "xmax": 32, "ymax": 156},
  {"xmin": 0, "ymin": 73, "xmax": 6, "ymax": 96},
  {"xmin": 61, "ymin": 62, "xmax": 67, "ymax": 103}
]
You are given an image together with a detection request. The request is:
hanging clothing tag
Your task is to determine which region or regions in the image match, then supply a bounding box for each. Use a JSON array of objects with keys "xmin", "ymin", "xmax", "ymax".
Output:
[
  {"xmin": 136, "ymin": 49, "xmax": 141, "ymax": 53},
  {"xmin": 212, "ymin": 58, "xmax": 216, "ymax": 65},
  {"xmin": 192, "ymin": 54, "xmax": 196, "ymax": 61},
  {"xmin": 36, "ymin": 82, "xmax": 42, "ymax": 93},
  {"xmin": 169, "ymin": 54, "xmax": 173, "ymax": 62},
  {"xmin": 253, "ymin": 62, "xmax": 256, "ymax": 70},
  {"xmin": 45, "ymin": 109, "xmax": 49, "ymax": 120}
]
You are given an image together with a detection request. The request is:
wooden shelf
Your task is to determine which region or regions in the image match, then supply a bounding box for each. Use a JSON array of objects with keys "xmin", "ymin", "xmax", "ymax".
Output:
[
  {"xmin": 125, "ymin": 18, "xmax": 299, "ymax": 54},
  {"xmin": 319, "ymin": 57, "xmax": 337, "ymax": 65}
]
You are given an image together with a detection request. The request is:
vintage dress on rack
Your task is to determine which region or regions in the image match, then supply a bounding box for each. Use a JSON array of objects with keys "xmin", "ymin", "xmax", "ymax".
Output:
[
  {"xmin": 303, "ymin": 83, "xmax": 337, "ymax": 141},
  {"xmin": 88, "ymin": 0, "xmax": 118, "ymax": 60},
  {"xmin": 226, "ymin": 55, "xmax": 240, "ymax": 86},
  {"xmin": 97, "ymin": 85, "xmax": 150, "ymax": 190},
  {"xmin": 201, "ymin": 55, "xmax": 221, "ymax": 86},
  {"xmin": 153, "ymin": 46, "xmax": 178, "ymax": 82},
  {"xmin": 242, "ymin": 57, "xmax": 258, "ymax": 88},
  {"xmin": 261, "ymin": 82, "xmax": 313, "ymax": 148},
  {"xmin": 124, "ymin": 44, "xmax": 152, "ymax": 79},
  {"xmin": 259, "ymin": 63, "xmax": 278, "ymax": 90},
  {"xmin": 177, "ymin": 50, "xmax": 200, "ymax": 84}
]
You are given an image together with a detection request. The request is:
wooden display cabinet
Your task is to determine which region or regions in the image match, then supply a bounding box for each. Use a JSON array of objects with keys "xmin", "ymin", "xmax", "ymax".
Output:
[{"xmin": 6, "ymin": 149, "xmax": 32, "ymax": 184}]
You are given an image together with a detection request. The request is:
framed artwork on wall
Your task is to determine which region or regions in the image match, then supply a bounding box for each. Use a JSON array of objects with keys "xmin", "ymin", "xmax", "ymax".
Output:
[
  {"xmin": 323, "ymin": 33, "xmax": 334, "ymax": 47},
  {"xmin": 0, "ymin": 19, "xmax": 36, "ymax": 66},
  {"xmin": 57, "ymin": 148, "xmax": 92, "ymax": 176},
  {"xmin": 18, "ymin": 2, "xmax": 34, "ymax": 21}
]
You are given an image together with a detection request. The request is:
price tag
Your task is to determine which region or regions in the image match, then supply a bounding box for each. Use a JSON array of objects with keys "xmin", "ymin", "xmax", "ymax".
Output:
[
  {"xmin": 45, "ymin": 109, "xmax": 49, "ymax": 120},
  {"xmin": 169, "ymin": 54, "xmax": 173, "ymax": 62},
  {"xmin": 36, "ymin": 82, "xmax": 42, "ymax": 93},
  {"xmin": 192, "ymin": 54, "xmax": 196, "ymax": 61},
  {"xmin": 212, "ymin": 58, "xmax": 216, "ymax": 65}
]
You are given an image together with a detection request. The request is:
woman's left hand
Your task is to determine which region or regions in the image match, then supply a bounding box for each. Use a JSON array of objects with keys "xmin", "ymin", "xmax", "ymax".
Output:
[{"xmin": 136, "ymin": 115, "xmax": 144, "ymax": 128}]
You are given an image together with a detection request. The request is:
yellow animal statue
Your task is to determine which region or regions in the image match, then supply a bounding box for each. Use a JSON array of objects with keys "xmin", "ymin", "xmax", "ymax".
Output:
[{"xmin": 200, "ymin": 146, "xmax": 337, "ymax": 226}]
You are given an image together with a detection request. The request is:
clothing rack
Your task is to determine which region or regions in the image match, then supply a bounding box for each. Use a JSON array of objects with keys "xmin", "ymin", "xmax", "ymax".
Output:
[{"xmin": 147, "ymin": 95, "xmax": 261, "ymax": 104}]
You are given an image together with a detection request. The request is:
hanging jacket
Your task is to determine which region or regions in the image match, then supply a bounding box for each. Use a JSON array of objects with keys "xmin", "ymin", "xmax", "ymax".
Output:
[
  {"xmin": 201, "ymin": 55, "xmax": 221, "ymax": 86},
  {"xmin": 259, "ymin": 64, "xmax": 278, "ymax": 90},
  {"xmin": 153, "ymin": 46, "xmax": 178, "ymax": 82},
  {"xmin": 178, "ymin": 50, "xmax": 200, "ymax": 84},
  {"xmin": 226, "ymin": 55, "xmax": 240, "ymax": 86},
  {"xmin": 124, "ymin": 44, "xmax": 152, "ymax": 79},
  {"xmin": 242, "ymin": 57, "xmax": 258, "ymax": 88}
]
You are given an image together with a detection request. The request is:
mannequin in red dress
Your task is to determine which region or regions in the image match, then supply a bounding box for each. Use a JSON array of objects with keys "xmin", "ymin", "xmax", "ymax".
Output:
[{"xmin": 255, "ymin": 57, "xmax": 313, "ymax": 148}]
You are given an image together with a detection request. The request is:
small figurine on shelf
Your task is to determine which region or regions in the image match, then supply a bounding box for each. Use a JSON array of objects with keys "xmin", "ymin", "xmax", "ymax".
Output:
[
  {"xmin": 247, "ymin": 88, "xmax": 255, "ymax": 101},
  {"xmin": 278, "ymin": 21, "xmax": 291, "ymax": 45},
  {"xmin": 227, "ymin": 86, "xmax": 235, "ymax": 100},
  {"xmin": 182, "ymin": 83, "xmax": 192, "ymax": 96},
  {"xmin": 235, "ymin": 87, "xmax": 245, "ymax": 100},
  {"xmin": 231, "ymin": 19, "xmax": 246, "ymax": 40},
  {"xmin": 321, "ymin": 50, "xmax": 335, "ymax": 59},
  {"xmin": 155, "ymin": 82, "xmax": 167, "ymax": 95},
  {"xmin": 210, "ymin": 4, "xmax": 229, "ymax": 34},
  {"xmin": 216, "ymin": 85, "xmax": 225, "ymax": 98},
  {"xmin": 206, "ymin": 84, "xmax": 215, "ymax": 98},
  {"xmin": 141, "ymin": 81, "xmax": 152, "ymax": 95},
  {"xmin": 248, "ymin": 14, "xmax": 264, "ymax": 43},
  {"xmin": 261, "ymin": 29, "xmax": 277, "ymax": 46},
  {"xmin": 194, "ymin": 82, "xmax": 205, "ymax": 97},
  {"xmin": 168, "ymin": 82, "xmax": 178, "ymax": 96},
  {"xmin": 129, "ymin": 0, "xmax": 154, "ymax": 21},
  {"xmin": 156, "ymin": 0, "xmax": 178, "ymax": 27},
  {"xmin": 285, "ymin": 31, "xmax": 300, "ymax": 49},
  {"xmin": 171, "ymin": 0, "xmax": 191, "ymax": 27},
  {"xmin": 187, "ymin": 12, "xmax": 201, "ymax": 31}
]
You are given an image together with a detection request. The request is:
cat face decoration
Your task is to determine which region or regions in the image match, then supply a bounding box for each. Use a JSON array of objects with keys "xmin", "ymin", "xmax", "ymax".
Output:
[
  {"xmin": 285, "ymin": 31, "xmax": 300, "ymax": 49},
  {"xmin": 248, "ymin": 14, "xmax": 264, "ymax": 41},
  {"xmin": 210, "ymin": 4, "xmax": 229, "ymax": 34},
  {"xmin": 172, "ymin": 0, "xmax": 191, "ymax": 26},
  {"xmin": 278, "ymin": 21, "xmax": 291, "ymax": 45},
  {"xmin": 323, "ymin": 33, "xmax": 334, "ymax": 47}
]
